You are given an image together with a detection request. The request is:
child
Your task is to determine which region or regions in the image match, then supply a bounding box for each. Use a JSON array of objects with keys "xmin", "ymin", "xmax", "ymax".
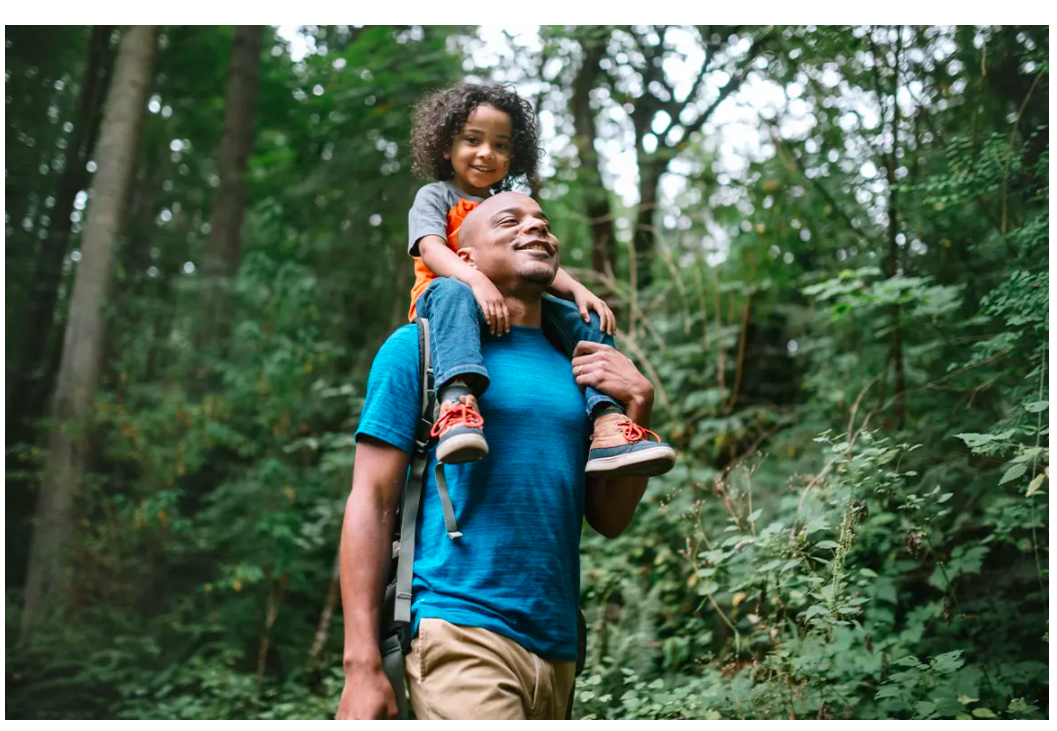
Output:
[{"xmin": 407, "ymin": 83, "xmax": 675, "ymax": 478}]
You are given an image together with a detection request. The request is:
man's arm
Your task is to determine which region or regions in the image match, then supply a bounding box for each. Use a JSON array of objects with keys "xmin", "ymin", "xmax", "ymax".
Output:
[
  {"xmin": 335, "ymin": 437, "xmax": 411, "ymax": 720},
  {"xmin": 571, "ymin": 341, "xmax": 656, "ymax": 538}
]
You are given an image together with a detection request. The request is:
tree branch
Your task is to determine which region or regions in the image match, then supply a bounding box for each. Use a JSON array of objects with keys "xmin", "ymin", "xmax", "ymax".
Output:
[{"xmin": 681, "ymin": 28, "xmax": 775, "ymax": 142}]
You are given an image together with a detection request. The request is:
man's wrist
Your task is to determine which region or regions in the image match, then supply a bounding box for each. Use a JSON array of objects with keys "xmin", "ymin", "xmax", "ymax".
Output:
[
  {"xmin": 626, "ymin": 389, "xmax": 655, "ymax": 424},
  {"xmin": 343, "ymin": 646, "xmax": 383, "ymax": 675}
]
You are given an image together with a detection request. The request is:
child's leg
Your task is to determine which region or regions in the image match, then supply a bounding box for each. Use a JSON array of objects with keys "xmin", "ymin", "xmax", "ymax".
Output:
[
  {"xmin": 539, "ymin": 296, "xmax": 622, "ymax": 418},
  {"xmin": 540, "ymin": 295, "xmax": 676, "ymax": 478},
  {"xmin": 417, "ymin": 277, "xmax": 490, "ymax": 396},
  {"xmin": 416, "ymin": 277, "xmax": 490, "ymax": 464}
]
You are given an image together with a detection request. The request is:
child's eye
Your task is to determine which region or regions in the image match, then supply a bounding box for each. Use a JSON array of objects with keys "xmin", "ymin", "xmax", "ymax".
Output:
[{"xmin": 464, "ymin": 136, "xmax": 479, "ymax": 144}]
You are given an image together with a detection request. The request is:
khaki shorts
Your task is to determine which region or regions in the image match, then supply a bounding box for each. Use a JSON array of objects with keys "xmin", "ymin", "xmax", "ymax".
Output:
[{"xmin": 405, "ymin": 618, "xmax": 577, "ymax": 720}]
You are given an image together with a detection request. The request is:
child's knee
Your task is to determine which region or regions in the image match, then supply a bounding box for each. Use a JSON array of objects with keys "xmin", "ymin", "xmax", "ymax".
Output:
[
  {"xmin": 429, "ymin": 276, "xmax": 473, "ymax": 298},
  {"xmin": 422, "ymin": 276, "xmax": 475, "ymax": 310}
]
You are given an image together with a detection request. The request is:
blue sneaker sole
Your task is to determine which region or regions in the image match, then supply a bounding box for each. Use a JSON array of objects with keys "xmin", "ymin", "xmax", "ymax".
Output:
[
  {"xmin": 437, "ymin": 432, "xmax": 489, "ymax": 464},
  {"xmin": 585, "ymin": 444, "xmax": 676, "ymax": 478}
]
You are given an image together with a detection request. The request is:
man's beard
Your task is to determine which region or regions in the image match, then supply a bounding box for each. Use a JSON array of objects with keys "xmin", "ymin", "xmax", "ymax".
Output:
[{"xmin": 519, "ymin": 263, "xmax": 557, "ymax": 287}]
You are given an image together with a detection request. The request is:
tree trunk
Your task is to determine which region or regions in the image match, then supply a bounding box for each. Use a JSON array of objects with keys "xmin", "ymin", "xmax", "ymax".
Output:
[
  {"xmin": 198, "ymin": 25, "xmax": 264, "ymax": 342},
  {"xmin": 8, "ymin": 26, "xmax": 115, "ymax": 440},
  {"xmin": 22, "ymin": 25, "xmax": 159, "ymax": 636},
  {"xmin": 570, "ymin": 30, "xmax": 615, "ymax": 278},
  {"xmin": 885, "ymin": 30, "xmax": 907, "ymax": 425},
  {"xmin": 633, "ymin": 156, "xmax": 665, "ymax": 291}
]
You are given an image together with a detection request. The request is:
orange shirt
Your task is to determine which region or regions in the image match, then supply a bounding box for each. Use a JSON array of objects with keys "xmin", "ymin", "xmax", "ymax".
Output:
[{"xmin": 407, "ymin": 197, "xmax": 480, "ymax": 321}]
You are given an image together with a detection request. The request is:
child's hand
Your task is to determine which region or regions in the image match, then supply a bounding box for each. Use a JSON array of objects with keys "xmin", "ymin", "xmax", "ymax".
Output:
[
  {"xmin": 574, "ymin": 286, "xmax": 616, "ymax": 336},
  {"xmin": 471, "ymin": 276, "xmax": 510, "ymax": 336}
]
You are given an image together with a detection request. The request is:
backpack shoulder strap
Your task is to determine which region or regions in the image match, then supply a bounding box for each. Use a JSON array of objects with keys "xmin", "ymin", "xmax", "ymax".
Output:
[{"xmin": 393, "ymin": 316, "xmax": 435, "ymax": 633}]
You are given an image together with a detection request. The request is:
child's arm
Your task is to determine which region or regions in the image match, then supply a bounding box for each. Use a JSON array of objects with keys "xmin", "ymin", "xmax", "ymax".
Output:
[
  {"xmin": 420, "ymin": 236, "xmax": 510, "ymax": 336},
  {"xmin": 547, "ymin": 267, "xmax": 616, "ymax": 335}
]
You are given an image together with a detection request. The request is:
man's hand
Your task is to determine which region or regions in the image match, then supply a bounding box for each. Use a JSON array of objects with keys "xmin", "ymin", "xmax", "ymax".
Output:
[
  {"xmin": 571, "ymin": 341, "xmax": 654, "ymax": 412},
  {"xmin": 470, "ymin": 273, "xmax": 510, "ymax": 336},
  {"xmin": 573, "ymin": 286, "xmax": 616, "ymax": 336},
  {"xmin": 335, "ymin": 664, "xmax": 399, "ymax": 720}
]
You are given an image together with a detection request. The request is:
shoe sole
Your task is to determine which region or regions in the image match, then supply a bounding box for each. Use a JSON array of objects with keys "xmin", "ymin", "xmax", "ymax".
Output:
[
  {"xmin": 585, "ymin": 445, "xmax": 677, "ymax": 478},
  {"xmin": 437, "ymin": 433, "xmax": 489, "ymax": 464}
]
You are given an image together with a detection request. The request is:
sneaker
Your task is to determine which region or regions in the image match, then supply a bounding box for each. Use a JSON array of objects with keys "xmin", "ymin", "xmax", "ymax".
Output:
[
  {"xmin": 431, "ymin": 394, "xmax": 489, "ymax": 464},
  {"xmin": 585, "ymin": 413, "xmax": 676, "ymax": 478}
]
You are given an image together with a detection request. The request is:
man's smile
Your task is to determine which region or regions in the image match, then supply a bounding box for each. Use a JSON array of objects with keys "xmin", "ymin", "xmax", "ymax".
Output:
[{"xmin": 514, "ymin": 238, "xmax": 556, "ymax": 256}]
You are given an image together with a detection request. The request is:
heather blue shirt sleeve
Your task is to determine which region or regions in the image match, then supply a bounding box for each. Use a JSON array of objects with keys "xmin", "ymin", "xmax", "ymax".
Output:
[{"xmin": 354, "ymin": 325, "xmax": 420, "ymax": 452}]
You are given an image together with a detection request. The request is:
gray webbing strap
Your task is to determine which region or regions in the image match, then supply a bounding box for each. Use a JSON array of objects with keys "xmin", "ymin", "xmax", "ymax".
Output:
[
  {"xmin": 394, "ymin": 449, "xmax": 428, "ymax": 624},
  {"xmin": 393, "ymin": 318, "xmax": 434, "ymax": 626},
  {"xmin": 434, "ymin": 462, "xmax": 462, "ymax": 539},
  {"xmin": 381, "ymin": 632, "xmax": 411, "ymax": 719}
]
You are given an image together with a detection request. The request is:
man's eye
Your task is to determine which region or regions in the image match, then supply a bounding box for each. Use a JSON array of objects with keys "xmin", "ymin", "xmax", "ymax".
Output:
[{"xmin": 500, "ymin": 218, "xmax": 517, "ymax": 226}]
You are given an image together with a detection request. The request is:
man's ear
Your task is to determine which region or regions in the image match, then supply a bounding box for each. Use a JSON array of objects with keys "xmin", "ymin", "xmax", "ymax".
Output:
[{"xmin": 457, "ymin": 247, "xmax": 477, "ymax": 268}]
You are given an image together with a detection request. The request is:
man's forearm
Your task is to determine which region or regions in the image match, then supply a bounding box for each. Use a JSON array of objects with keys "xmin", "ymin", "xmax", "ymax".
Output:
[
  {"xmin": 584, "ymin": 392, "xmax": 654, "ymax": 537},
  {"xmin": 339, "ymin": 488, "xmax": 396, "ymax": 672}
]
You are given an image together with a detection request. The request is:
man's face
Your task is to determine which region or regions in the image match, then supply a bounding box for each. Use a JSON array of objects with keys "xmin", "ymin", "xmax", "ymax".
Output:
[{"xmin": 461, "ymin": 192, "xmax": 561, "ymax": 291}]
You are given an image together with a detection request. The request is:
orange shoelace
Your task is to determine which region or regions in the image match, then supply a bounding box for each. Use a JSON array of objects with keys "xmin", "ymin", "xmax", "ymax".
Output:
[
  {"xmin": 617, "ymin": 420, "xmax": 662, "ymax": 443},
  {"xmin": 430, "ymin": 401, "xmax": 485, "ymax": 438}
]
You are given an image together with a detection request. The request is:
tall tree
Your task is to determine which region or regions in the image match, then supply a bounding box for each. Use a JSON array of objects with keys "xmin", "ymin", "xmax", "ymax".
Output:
[
  {"xmin": 569, "ymin": 26, "xmax": 616, "ymax": 277},
  {"xmin": 198, "ymin": 25, "xmax": 265, "ymax": 341},
  {"xmin": 22, "ymin": 25, "xmax": 159, "ymax": 635},
  {"xmin": 7, "ymin": 26, "xmax": 116, "ymax": 439},
  {"xmin": 604, "ymin": 25, "xmax": 773, "ymax": 290}
]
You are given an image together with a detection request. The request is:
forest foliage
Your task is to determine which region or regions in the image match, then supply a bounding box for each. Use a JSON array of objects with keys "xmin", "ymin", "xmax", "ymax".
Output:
[{"xmin": 4, "ymin": 25, "xmax": 1049, "ymax": 719}]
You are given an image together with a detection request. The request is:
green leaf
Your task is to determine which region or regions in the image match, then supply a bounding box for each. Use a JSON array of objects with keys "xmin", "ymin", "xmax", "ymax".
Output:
[
  {"xmin": 931, "ymin": 650, "xmax": 965, "ymax": 674},
  {"xmin": 1025, "ymin": 400, "xmax": 1048, "ymax": 412},
  {"xmin": 893, "ymin": 655, "xmax": 925, "ymax": 668},
  {"xmin": 914, "ymin": 700, "xmax": 937, "ymax": 718},
  {"xmin": 697, "ymin": 581, "xmax": 719, "ymax": 596},
  {"xmin": 972, "ymin": 708, "xmax": 997, "ymax": 718},
  {"xmin": 955, "ymin": 432, "xmax": 995, "ymax": 448},
  {"xmin": 1026, "ymin": 470, "xmax": 1046, "ymax": 497},
  {"xmin": 999, "ymin": 463, "xmax": 1028, "ymax": 485},
  {"xmin": 816, "ymin": 540, "xmax": 839, "ymax": 550},
  {"xmin": 748, "ymin": 508, "xmax": 763, "ymax": 523},
  {"xmin": 1007, "ymin": 698, "xmax": 1034, "ymax": 714}
]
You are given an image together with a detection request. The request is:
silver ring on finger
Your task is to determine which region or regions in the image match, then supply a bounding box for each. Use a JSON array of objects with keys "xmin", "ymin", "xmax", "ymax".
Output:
[{"xmin": 575, "ymin": 365, "xmax": 582, "ymax": 377}]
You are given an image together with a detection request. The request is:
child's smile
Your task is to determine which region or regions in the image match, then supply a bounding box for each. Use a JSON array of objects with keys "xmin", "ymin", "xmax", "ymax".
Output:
[{"xmin": 445, "ymin": 104, "xmax": 513, "ymax": 198}]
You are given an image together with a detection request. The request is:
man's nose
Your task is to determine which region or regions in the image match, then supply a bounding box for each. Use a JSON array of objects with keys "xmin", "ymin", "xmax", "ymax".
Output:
[{"xmin": 522, "ymin": 216, "xmax": 548, "ymax": 234}]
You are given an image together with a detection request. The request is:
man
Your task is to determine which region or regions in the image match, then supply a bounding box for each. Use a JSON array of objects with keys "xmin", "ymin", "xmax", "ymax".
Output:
[{"xmin": 336, "ymin": 192, "xmax": 664, "ymax": 720}]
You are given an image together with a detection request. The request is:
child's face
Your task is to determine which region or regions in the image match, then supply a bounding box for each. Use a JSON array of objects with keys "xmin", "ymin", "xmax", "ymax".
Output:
[{"xmin": 445, "ymin": 104, "xmax": 513, "ymax": 197}]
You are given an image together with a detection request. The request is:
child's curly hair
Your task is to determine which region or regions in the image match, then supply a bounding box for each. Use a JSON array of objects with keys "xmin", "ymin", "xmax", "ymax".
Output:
[{"xmin": 410, "ymin": 83, "xmax": 542, "ymax": 192}]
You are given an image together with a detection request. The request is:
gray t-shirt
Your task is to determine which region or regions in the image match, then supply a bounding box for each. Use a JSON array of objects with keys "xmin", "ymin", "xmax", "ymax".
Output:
[{"xmin": 407, "ymin": 181, "xmax": 485, "ymax": 257}]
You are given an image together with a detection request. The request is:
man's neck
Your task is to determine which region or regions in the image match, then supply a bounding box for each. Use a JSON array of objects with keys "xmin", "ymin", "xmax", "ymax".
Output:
[{"xmin": 504, "ymin": 294, "xmax": 543, "ymax": 328}]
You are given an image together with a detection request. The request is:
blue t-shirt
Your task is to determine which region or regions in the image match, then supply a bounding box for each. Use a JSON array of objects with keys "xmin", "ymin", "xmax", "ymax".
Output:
[{"xmin": 354, "ymin": 324, "xmax": 590, "ymax": 660}]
